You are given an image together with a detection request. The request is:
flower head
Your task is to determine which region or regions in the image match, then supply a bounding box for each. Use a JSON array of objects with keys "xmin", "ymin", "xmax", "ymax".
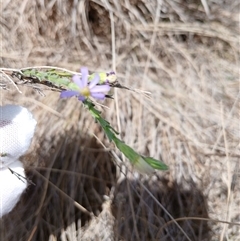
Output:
[{"xmin": 60, "ymin": 67, "xmax": 111, "ymax": 101}]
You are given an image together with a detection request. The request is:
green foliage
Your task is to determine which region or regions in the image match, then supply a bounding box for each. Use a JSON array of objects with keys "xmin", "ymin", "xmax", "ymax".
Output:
[
  {"xmin": 12, "ymin": 68, "xmax": 168, "ymax": 173},
  {"xmin": 84, "ymin": 100, "xmax": 168, "ymax": 173}
]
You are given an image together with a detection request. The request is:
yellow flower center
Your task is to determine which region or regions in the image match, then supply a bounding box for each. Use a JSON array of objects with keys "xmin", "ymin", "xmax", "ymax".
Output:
[{"xmin": 80, "ymin": 87, "xmax": 91, "ymax": 97}]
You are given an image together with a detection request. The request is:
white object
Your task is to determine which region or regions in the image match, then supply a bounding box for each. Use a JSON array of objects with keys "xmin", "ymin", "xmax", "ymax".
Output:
[
  {"xmin": 0, "ymin": 160, "xmax": 27, "ymax": 218},
  {"xmin": 0, "ymin": 105, "xmax": 37, "ymax": 218},
  {"xmin": 0, "ymin": 105, "xmax": 37, "ymax": 166}
]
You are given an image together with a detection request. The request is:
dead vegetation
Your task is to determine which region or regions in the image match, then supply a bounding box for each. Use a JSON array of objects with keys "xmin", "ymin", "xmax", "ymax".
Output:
[{"xmin": 0, "ymin": 0, "xmax": 239, "ymax": 240}]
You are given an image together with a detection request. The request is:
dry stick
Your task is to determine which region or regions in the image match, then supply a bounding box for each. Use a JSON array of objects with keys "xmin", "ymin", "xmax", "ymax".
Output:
[
  {"xmin": 19, "ymin": 66, "xmax": 81, "ymax": 75},
  {"xmin": 212, "ymin": 91, "xmax": 240, "ymax": 152},
  {"xmin": 92, "ymin": 92, "xmax": 143, "ymax": 241},
  {"xmin": 129, "ymin": 78, "xmax": 194, "ymax": 239},
  {"xmin": 22, "ymin": 97, "xmax": 63, "ymax": 118},
  {"xmin": 133, "ymin": 22, "xmax": 239, "ymax": 44},
  {"xmin": 142, "ymin": 0, "xmax": 162, "ymax": 83},
  {"xmin": 108, "ymin": 4, "xmax": 128, "ymax": 183},
  {"xmin": 140, "ymin": 182, "xmax": 192, "ymax": 241},
  {"xmin": 27, "ymin": 140, "xmax": 92, "ymax": 241},
  {"xmin": 127, "ymin": 179, "xmax": 140, "ymax": 240},
  {"xmin": 105, "ymin": 9, "xmax": 191, "ymax": 233},
  {"xmin": 27, "ymin": 225, "xmax": 38, "ymax": 241},
  {"xmin": 138, "ymin": 0, "xmax": 162, "ymax": 156},
  {"xmin": 91, "ymin": 132, "xmax": 126, "ymax": 173},
  {"xmin": 0, "ymin": 69, "xmax": 22, "ymax": 93},
  {"xmin": 108, "ymin": 5, "xmax": 141, "ymax": 240},
  {"xmin": 132, "ymin": 91, "xmax": 240, "ymax": 157},
  {"xmin": 157, "ymin": 217, "xmax": 240, "ymax": 238},
  {"xmin": 26, "ymin": 140, "xmax": 65, "ymax": 241},
  {"xmin": 128, "ymin": 97, "xmax": 200, "ymax": 240},
  {"xmin": 220, "ymin": 102, "xmax": 232, "ymax": 241},
  {"xmin": 34, "ymin": 167, "xmax": 114, "ymax": 185},
  {"xmin": 201, "ymin": 0, "xmax": 210, "ymax": 17},
  {"xmin": 35, "ymin": 170, "xmax": 92, "ymax": 216},
  {"xmin": 109, "ymin": 9, "xmax": 121, "ymax": 140}
]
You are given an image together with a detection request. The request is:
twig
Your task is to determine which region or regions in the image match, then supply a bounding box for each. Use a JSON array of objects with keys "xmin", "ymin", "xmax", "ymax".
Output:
[{"xmin": 0, "ymin": 69, "xmax": 22, "ymax": 93}]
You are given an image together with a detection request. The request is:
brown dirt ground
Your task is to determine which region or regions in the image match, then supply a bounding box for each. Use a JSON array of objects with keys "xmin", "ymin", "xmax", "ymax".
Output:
[{"xmin": 0, "ymin": 0, "xmax": 239, "ymax": 240}]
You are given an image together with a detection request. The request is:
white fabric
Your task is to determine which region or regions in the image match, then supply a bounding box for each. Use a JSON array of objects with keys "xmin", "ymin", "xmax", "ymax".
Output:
[
  {"xmin": 0, "ymin": 161, "xmax": 27, "ymax": 218},
  {"xmin": 0, "ymin": 105, "xmax": 37, "ymax": 218},
  {"xmin": 0, "ymin": 105, "xmax": 37, "ymax": 166}
]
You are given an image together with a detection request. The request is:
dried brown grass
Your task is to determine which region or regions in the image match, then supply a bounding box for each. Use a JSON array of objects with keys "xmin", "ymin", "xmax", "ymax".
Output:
[{"xmin": 0, "ymin": 0, "xmax": 240, "ymax": 240}]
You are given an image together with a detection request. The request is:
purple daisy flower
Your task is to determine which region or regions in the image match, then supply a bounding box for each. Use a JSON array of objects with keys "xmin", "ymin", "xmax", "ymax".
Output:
[{"xmin": 60, "ymin": 67, "xmax": 111, "ymax": 101}]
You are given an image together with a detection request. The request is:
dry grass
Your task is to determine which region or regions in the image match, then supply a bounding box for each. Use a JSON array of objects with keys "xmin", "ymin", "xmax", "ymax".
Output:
[{"xmin": 0, "ymin": 0, "xmax": 239, "ymax": 240}]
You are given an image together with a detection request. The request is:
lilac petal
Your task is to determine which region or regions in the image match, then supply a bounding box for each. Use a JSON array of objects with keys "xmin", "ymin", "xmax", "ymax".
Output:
[
  {"xmin": 91, "ymin": 92, "xmax": 105, "ymax": 100},
  {"xmin": 60, "ymin": 90, "xmax": 79, "ymax": 98},
  {"xmin": 88, "ymin": 74, "xmax": 100, "ymax": 89},
  {"xmin": 107, "ymin": 71, "xmax": 115, "ymax": 75},
  {"xmin": 80, "ymin": 67, "xmax": 89, "ymax": 87},
  {"xmin": 90, "ymin": 85, "xmax": 110, "ymax": 93},
  {"xmin": 78, "ymin": 95, "xmax": 85, "ymax": 101},
  {"xmin": 72, "ymin": 75, "xmax": 84, "ymax": 89}
]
